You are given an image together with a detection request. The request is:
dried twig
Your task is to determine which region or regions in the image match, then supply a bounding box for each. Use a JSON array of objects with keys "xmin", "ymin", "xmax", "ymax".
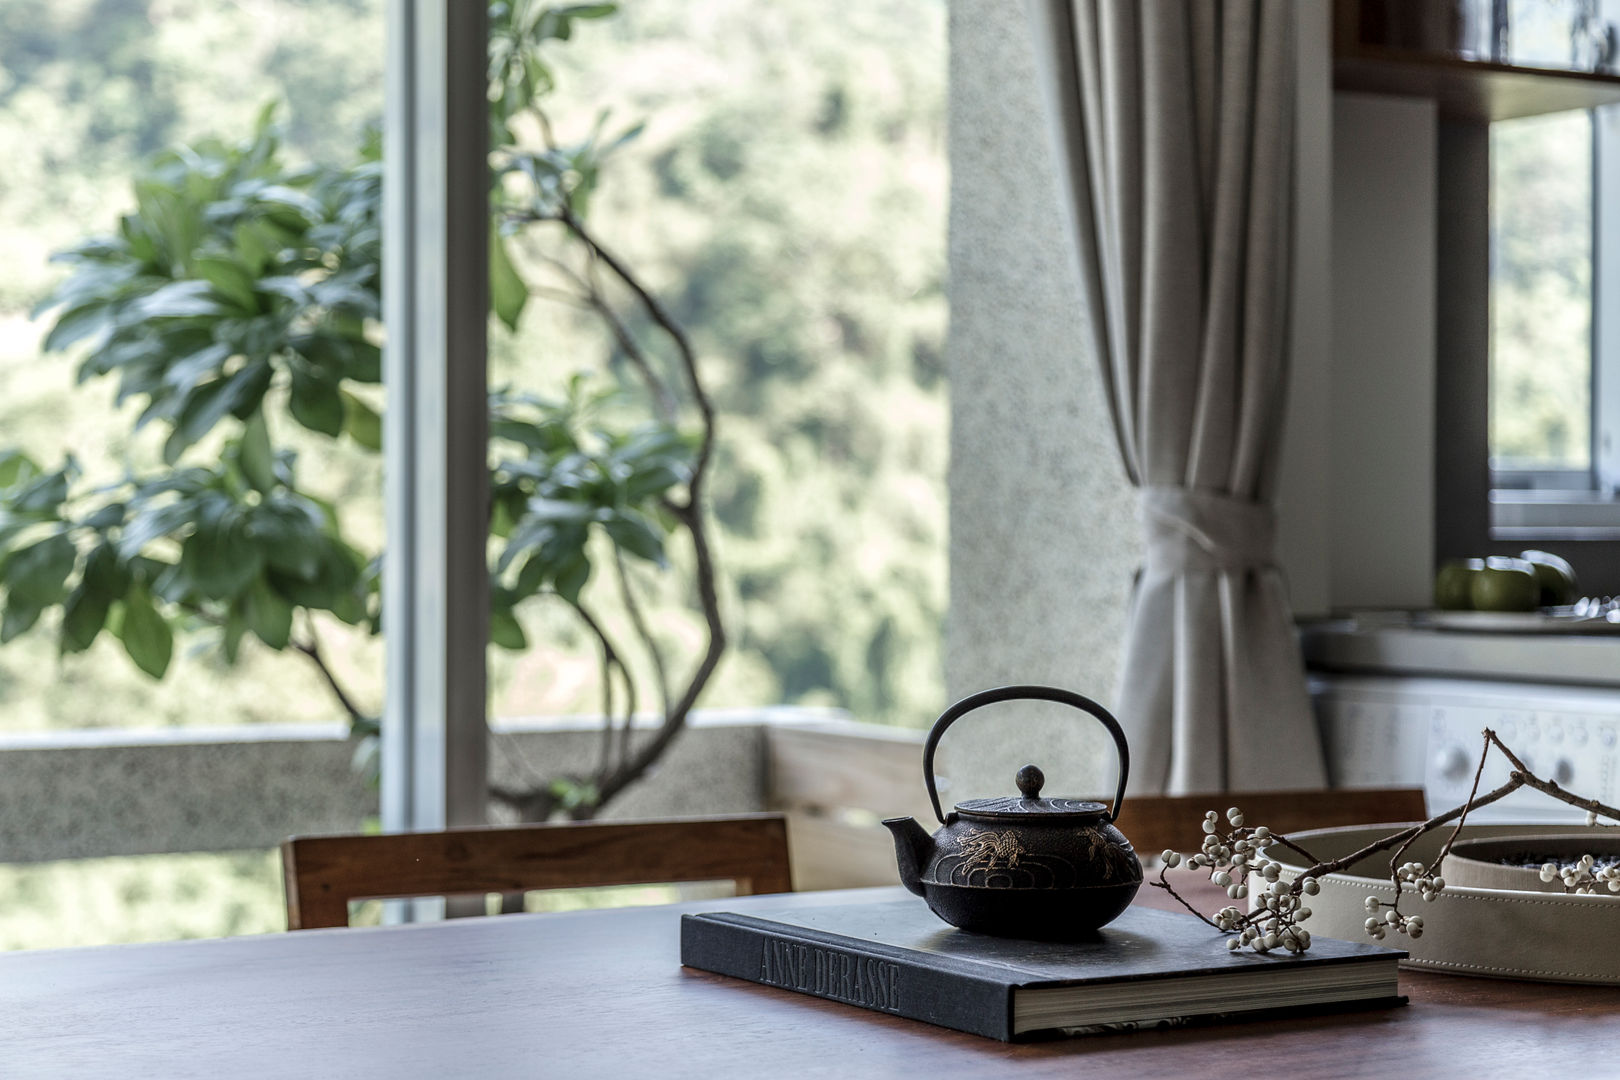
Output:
[
  {"xmin": 1261, "ymin": 831, "xmax": 1322, "ymax": 868},
  {"xmin": 1487, "ymin": 729, "xmax": 1620, "ymax": 820},
  {"xmin": 1157, "ymin": 727, "xmax": 1620, "ymax": 954},
  {"xmin": 1428, "ymin": 730, "xmax": 1491, "ymax": 877},
  {"xmin": 1147, "ymin": 869, "xmax": 1224, "ymax": 931}
]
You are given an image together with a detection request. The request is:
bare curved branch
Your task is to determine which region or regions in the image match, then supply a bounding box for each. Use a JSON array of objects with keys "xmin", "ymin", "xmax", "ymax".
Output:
[
  {"xmin": 555, "ymin": 206, "xmax": 716, "ymax": 501},
  {"xmin": 289, "ymin": 618, "xmax": 376, "ymax": 731},
  {"xmin": 615, "ymin": 547, "xmax": 670, "ymax": 714},
  {"xmin": 566, "ymin": 597, "xmax": 637, "ymax": 780},
  {"xmin": 493, "ymin": 109, "xmax": 725, "ymax": 821}
]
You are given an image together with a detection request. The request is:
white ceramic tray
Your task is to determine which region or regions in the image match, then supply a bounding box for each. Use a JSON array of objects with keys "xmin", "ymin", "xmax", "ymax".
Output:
[{"xmin": 1265, "ymin": 823, "xmax": 1620, "ymax": 985}]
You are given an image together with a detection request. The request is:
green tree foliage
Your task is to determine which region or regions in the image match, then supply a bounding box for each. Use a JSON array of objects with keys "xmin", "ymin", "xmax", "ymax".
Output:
[
  {"xmin": 4, "ymin": 111, "xmax": 381, "ymax": 679},
  {"xmin": 1490, "ymin": 111, "xmax": 1592, "ymax": 467},
  {"xmin": 0, "ymin": 0, "xmax": 948, "ymax": 736},
  {"xmin": 524, "ymin": 0, "xmax": 948, "ymax": 726},
  {"xmin": 0, "ymin": 0, "xmax": 946, "ymax": 944},
  {"xmin": 0, "ymin": 5, "xmax": 716, "ymax": 813}
]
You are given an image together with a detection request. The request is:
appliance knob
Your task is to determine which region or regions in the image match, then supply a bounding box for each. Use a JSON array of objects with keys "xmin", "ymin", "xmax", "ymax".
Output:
[
  {"xmin": 1554, "ymin": 759, "xmax": 1575, "ymax": 786},
  {"xmin": 1434, "ymin": 745, "xmax": 1473, "ymax": 782}
]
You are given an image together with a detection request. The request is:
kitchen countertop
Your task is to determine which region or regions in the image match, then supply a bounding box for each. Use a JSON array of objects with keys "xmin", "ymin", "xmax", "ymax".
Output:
[{"xmin": 1299, "ymin": 615, "xmax": 1620, "ymax": 687}]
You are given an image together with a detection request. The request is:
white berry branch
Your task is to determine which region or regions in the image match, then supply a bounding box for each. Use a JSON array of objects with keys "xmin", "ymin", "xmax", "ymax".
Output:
[
  {"xmin": 1539, "ymin": 854, "xmax": 1620, "ymax": 893},
  {"xmin": 1152, "ymin": 728, "xmax": 1620, "ymax": 955}
]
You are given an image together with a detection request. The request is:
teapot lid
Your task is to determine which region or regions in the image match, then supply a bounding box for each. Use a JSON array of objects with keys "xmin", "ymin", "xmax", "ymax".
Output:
[{"xmin": 952, "ymin": 765, "xmax": 1109, "ymax": 822}]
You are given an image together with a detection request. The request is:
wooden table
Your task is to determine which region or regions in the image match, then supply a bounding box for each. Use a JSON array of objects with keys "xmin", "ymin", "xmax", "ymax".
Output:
[{"xmin": 1, "ymin": 883, "xmax": 1616, "ymax": 1079}]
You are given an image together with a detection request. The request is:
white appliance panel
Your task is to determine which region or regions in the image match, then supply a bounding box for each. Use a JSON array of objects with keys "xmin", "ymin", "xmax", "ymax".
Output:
[{"xmin": 1311, "ymin": 676, "xmax": 1620, "ymax": 824}]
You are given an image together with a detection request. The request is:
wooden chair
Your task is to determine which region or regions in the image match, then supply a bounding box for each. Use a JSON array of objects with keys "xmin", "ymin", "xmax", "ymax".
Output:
[
  {"xmin": 281, "ymin": 813, "xmax": 792, "ymax": 930},
  {"xmin": 1112, "ymin": 788, "xmax": 1428, "ymax": 860}
]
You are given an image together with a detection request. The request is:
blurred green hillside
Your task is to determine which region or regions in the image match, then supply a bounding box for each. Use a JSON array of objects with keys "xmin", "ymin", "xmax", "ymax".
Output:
[
  {"xmin": 0, "ymin": 0, "xmax": 948, "ymax": 734},
  {"xmin": 0, "ymin": 0, "xmax": 944, "ymax": 951},
  {"xmin": 1490, "ymin": 110, "xmax": 1592, "ymax": 470}
]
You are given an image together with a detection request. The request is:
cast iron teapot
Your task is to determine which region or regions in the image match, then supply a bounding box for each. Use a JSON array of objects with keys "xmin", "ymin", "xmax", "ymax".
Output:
[{"xmin": 882, "ymin": 685, "xmax": 1142, "ymax": 940}]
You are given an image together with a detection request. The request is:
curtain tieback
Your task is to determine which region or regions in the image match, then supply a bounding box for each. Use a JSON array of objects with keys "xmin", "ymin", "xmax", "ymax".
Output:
[{"xmin": 1139, "ymin": 486, "xmax": 1277, "ymax": 574}]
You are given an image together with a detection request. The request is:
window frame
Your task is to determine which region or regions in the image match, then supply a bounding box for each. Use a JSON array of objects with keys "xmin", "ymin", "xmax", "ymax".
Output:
[
  {"xmin": 1486, "ymin": 103, "xmax": 1620, "ymax": 538},
  {"xmin": 380, "ymin": 0, "xmax": 491, "ymax": 842},
  {"xmin": 1434, "ymin": 118, "xmax": 1620, "ymax": 595}
]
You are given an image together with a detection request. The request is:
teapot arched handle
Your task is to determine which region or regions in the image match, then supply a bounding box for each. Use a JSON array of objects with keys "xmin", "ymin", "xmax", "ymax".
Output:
[{"xmin": 921, "ymin": 685, "xmax": 1130, "ymax": 826}]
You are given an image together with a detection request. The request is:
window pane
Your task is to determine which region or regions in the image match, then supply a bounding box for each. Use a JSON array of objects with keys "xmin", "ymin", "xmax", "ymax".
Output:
[
  {"xmin": 0, "ymin": 0, "xmax": 385, "ymax": 733},
  {"xmin": 1503, "ymin": 0, "xmax": 1592, "ymax": 68},
  {"xmin": 0, "ymin": 1, "xmax": 383, "ymax": 947},
  {"xmin": 485, "ymin": 1, "xmax": 948, "ymax": 742},
  {"xmin": 1489, "ymin": 110, "xmax": 1593, "ymax": 471}
]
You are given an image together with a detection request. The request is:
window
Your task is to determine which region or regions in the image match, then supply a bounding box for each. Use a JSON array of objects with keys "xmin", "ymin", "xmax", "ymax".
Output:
[
  {"xmin": 1489, "ymin": 110, "xmax": 1591, "ymax": 477},
  {"xmin": 0, "ymin": 0, "xmax": 947, "ymax": 947},
  {"xmin": 0, "ymin": 0, "xmax": 386, "ymax": 732},
  {"xmin": 482, "ymin": 0, "xmax": 947, "ymax": 731},
  {"xmin": 1487, "ymin": 6, "xmax": 1620, "ymax": 539},
  {"xmin": 0, "ymin": 0, "xmax": 386, "ymax": 949}
]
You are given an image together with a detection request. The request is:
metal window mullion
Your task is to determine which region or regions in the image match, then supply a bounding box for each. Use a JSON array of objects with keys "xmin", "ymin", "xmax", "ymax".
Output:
[
  {"xmin": 382, "ymin": 0, "xmax": 490, "ymax": 848},
  {"xmin": 1596, "ymin": 100, "xmax": 1620, "ymax": 496}
]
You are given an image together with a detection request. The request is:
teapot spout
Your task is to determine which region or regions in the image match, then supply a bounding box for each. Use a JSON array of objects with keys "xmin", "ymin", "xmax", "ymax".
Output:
[{"xmin": 881, "ymin": 817, "xmax": 932, "ymax": 896}]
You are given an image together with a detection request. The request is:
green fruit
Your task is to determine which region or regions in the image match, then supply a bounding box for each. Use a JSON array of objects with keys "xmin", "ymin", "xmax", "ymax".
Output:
[
  {"xmin": 1520, "ymin": 549, "xmax": 1579, "ymax": 607},
  {"xmin": 1434, "ymin": 559, "xmax": 1483, "ymax": 610},
  {"xmin": 1471, "ymin": 557, "xmax": 1540, "ymax": 612}
]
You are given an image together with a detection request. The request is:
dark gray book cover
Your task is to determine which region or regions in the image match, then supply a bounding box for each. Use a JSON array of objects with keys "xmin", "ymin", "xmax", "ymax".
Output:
[{"xmin": 680, "ymin": 898, "xmax": 1405, "ymax": 1041}]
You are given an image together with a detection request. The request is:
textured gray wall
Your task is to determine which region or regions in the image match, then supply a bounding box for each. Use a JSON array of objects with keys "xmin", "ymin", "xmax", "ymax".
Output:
[{"xmin": 942, "ymin": 1, "xmax": 1137, "ymax": 804}]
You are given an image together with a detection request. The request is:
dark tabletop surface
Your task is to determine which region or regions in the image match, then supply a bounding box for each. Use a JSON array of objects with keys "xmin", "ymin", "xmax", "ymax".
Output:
[{"xmin": 0, "ymin": 878, "xmax": 1615, "ymax": 1079}]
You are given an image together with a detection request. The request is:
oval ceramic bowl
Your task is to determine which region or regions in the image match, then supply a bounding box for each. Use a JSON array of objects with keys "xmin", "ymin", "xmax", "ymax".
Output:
[
  {"xmin": 1264, "ymin": 823, "xmax": 1620, "ymax": 984},
  {"xmin": 1440, "ymin": 834, "xmax": 1620, "ymax": 894}
]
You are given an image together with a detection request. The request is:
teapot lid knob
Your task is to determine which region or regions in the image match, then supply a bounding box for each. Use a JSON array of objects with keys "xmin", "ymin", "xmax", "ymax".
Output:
[{"xmin": 1015, "ymin": 764, "xmax": 1045, "ymax": 799}]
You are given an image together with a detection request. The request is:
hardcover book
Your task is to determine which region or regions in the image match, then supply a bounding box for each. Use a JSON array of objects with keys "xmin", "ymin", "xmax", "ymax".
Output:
[{"xmin": 680, "ymin": 898, "xmax": 1405, "ymax": 1041}]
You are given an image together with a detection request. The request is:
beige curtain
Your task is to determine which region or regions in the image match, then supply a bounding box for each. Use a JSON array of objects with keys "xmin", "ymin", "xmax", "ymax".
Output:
[{"xmin": 1024, "ymin": 0, "xmax": 1327, "ymax": 793}]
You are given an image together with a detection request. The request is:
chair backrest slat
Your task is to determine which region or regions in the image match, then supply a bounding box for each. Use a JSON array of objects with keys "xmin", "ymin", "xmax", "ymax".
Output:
[{"xmin": 282, "ymin": 813, "xmax": 792, "ymax": 930}]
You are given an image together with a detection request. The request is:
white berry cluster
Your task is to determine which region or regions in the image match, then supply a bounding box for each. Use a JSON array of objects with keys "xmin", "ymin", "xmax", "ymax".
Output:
[
  {"xmin": 1396, "ymin": 860, "xmax": 1446, "ymax": 902},
  {"xmin": 1362, "ymin": 894, "xmax": 1426, "ymax": 940},
  {"xmin": 1539, "ymin": 855, "xmax": 1620, "ymax": 894},
  {"xmin": 1223, "ymin": 879, "xmax": 1316, "ymax": 955},
  {"xmin": 1355, "ymin": 862, "xmax": 1445, "ymax": 941},
  {"xmin": 1211, "ymin": 902, "xmax": 1301, "ymax": 953},
  {"xmin": 1161, "ymin": 807, "xmax": 1318, "ymax": 954}
]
